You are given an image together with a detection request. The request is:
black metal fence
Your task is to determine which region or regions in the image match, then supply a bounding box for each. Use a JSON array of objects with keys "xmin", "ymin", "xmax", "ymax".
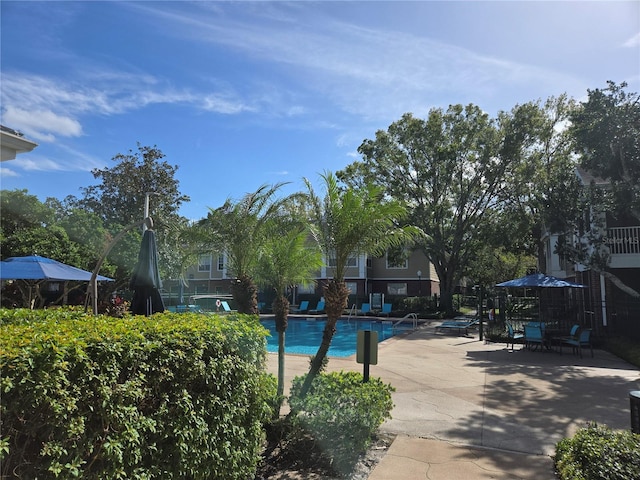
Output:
[{"xmin": 598, "ymin": 298, "xmax": 640, "ymax": 342}]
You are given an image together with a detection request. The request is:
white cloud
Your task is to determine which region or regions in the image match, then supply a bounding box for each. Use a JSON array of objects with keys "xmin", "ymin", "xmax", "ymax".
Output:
[
  {"xmin": 0, "ymin": 166, "xmax": 20, "ymax": 178},
  {"xmin": 3, "ymin": 106, "xmax": 82, "ymax": 141},
  {"xmin": 201, "ymin": 94, "xmax": 254, "ymax": 114},
  {"xmin": 623, "ymin": 32, "xmax": 640, "ymax": 48},
  {"xmin": 12, "ymin": 156, "xmax": 65, "ymax": 172},
  {"xmin": 0, "ymin": 70, "xmax": 256, "ymax": 143},
  {"xmin": 133, "ymin": 2, "xmax": 581, "ymax": 122}
]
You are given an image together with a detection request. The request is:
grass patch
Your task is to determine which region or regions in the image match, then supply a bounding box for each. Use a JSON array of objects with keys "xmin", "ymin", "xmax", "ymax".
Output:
[{"xmin": 604, "ymin": 337, "xmax": 640, "ymax": 369}]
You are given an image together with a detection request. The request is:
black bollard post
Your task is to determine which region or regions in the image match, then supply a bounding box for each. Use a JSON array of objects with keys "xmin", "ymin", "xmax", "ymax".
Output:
[
  {"xmin": 631, "ymin": 391, "xmax": 640, "ymax": 434},
  {"xmin": 363, "ymin": 330, "xmax": 371, "ymax": 383}
]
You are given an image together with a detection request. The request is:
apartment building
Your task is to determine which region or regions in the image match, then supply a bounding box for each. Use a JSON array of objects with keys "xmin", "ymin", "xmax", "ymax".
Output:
[
  {"xmin": 163, "ymin": 248, "xmax": 440, "ymax": 310},
  {"xmin": 541, "ymin": 167, "xmax": 640, "ymax": 339}
]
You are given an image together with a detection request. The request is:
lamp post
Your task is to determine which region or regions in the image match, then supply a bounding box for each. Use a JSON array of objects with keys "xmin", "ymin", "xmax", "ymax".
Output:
[{"xmin": 417, "ymin": 270, "xmax": 422, "ymax": 296}]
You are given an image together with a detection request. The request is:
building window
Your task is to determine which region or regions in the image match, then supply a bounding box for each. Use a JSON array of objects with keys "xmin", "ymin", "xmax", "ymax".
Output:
[
  {"xmin": 387, "ymin": 282, "xmax": 407, "ymax": 296},
  {"xmin": 328, "ymin": 255, "xmax": 357, "ymax": 267},
  {"xmin": 298, "ymin": 283, "xmax": 316, "ymax": 294},
  {"xmin": 345, "ymin": 282, "xmax": 358, "ymax": 295},
  {"xmin": 217, "ymin": 254, "xmax": 225, "ymax": 271},
  {"xmin": 386, "ymin": 246, "xmax": 408, "ymax": 269},
  {"xmin": 198, "ymin": 254, "xmax": 211, "ymax": 272}
]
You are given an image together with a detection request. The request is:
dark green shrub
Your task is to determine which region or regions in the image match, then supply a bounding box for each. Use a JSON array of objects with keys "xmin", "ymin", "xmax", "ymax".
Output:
[
  {"xmin": 554, "ymin": 422, "xmax": 640, "ymax": 480},
  {"xmin": 288, "ymin": 371, "xmax": 394, "ymax": 474},
  {"xmin": 401, "ymin": 296, "xmax": 437, "ymax": 313},
  {"xmin": 1, "ymin": 308, "xmax": 272, "ymax": 479}
]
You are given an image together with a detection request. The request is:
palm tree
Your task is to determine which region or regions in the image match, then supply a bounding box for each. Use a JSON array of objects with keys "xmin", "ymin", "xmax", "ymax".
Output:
[
  {"xmin": 256, "ymin": 220, "xmax": 323, "ymax": 415},
  {"xmin": 297, "ymin": 172, "xmax": 420, "ymax": 397},
  {"xmin": 199, "ymin": 183, "xmax": 292, "ymax": 314}
]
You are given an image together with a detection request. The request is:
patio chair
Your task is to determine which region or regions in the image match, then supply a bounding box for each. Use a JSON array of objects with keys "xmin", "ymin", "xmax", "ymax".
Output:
[
  {"xmin": 309, "ymin": 300, "xmax": 325, "ymax": 314},
  {"xmin": 561, "ymin": 328, "xmax": 593, "ymax": 358},
  {"xmin": 506, "ymin": 323, "xmax": 524, "ymax": 351},
  {"xmin": 552, "ymin": 324, "xmax": 579, "ymax": 352},
  {"xmin": 523, "ymin": 324, "xmax": 544, "ymax": 351},
  {"xmin": 290, "ymin": 300, "xmax": 309, "ymax": 313}
]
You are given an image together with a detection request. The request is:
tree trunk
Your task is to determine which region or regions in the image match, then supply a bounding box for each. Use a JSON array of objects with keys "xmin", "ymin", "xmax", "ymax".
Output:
[
  {"xmin": 433, "ymin": 264, "xmax": 457, "ymax": 316},
  {"xmin": 596, "ymin": 269, "xmax": 640, "ymax": 298},
  {"xmin": 272, "ymin": 294, "xmax": 290, "ymax": 416},
  {"xmin": 230, "ymin": 274, "xmax": 259, "ymax": 314},
  {"xmin": 277, "ymin": 330, "xmax": 285, "ymax": 417},
  {"xmin": 298, "ymin": 280, "xmax": 349, "ymax": 398}
]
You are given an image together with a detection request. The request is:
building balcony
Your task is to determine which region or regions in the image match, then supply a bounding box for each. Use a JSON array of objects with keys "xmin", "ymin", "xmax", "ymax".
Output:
[{"xmin": 607, "ymin": 226, "xmax": 640, "ymax": 268}]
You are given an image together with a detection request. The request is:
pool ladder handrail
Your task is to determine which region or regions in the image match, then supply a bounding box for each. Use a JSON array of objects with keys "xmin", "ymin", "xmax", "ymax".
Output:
[
  {"xmin": 346, "ymin": 304, "xmax": 357, "ymax": 323},
  {"xmin": 392, "ymin": 312, "xmax": 418, "ymax": 332}
]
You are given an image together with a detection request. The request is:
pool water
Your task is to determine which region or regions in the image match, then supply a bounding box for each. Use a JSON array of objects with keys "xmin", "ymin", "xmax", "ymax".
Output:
[{"xmin": 261, "ymin": 317, "xmax": 406, "ymax": 357}]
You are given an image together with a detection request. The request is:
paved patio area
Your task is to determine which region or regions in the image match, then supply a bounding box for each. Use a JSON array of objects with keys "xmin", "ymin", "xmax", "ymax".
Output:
[{"xmin": 265, "ymin": 320, "xmax": 640, "ymax": 479}]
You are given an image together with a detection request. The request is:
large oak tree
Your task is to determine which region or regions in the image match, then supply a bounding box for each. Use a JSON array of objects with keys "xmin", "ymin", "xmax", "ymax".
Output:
[{"xmin": 339, "ymin": 105, "xmax": 512, "ymax": 314}]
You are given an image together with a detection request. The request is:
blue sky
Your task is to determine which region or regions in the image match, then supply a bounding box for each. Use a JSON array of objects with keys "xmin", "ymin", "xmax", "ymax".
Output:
[{"xmin": 2, "ymin": 1, "xmax": 639, "ymax": 220}]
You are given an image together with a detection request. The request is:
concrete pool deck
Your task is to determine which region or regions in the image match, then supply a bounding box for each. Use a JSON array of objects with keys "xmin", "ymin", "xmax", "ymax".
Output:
[{"xmin": 265, "ymin": 320, "xmax": 640, "ymax": 479}]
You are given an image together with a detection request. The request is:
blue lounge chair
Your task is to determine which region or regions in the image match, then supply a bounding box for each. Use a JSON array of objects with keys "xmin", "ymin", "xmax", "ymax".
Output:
[
  {"xmin": 309, "ymin": 300, "xmax": 325, "ymax": 314},
  {"xmin": 358, "ymin": 303, "xmax": 371, "ymax": 316},
  {"xmin": 436, "ymin": 318, "xmax": 479, "ymax": 335},
  {"xmin": 506, "ymin": 323, "xmax": 524, "ymax": 351},
  {"xmin": 291, "ymin": 300, "xmax": 309, "ymax": 313},
  {"xmin": 561, "ymin": 328, "xmax": 593, "ymax": 358},
  {"xmin": 220, "ymin": 301, "xmax": 236, "ymax": 313},
  {"xmin": 379, "ymin": 303, "xmax": 393, "ymax": 317}
]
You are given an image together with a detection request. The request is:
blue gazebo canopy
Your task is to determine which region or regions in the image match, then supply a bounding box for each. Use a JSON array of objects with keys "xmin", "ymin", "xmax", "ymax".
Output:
[
  {"xmin": 496, "ymin": 273, "xmax": 586, "ymax": 289},
  {"xmin": 0, "ymin": 255, "xmax": 113, "ymax": 282}
]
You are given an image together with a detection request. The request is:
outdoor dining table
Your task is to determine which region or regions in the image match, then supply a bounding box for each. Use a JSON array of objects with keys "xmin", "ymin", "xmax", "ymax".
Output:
[{"xmin": 544, "ymin": 328, "xmax": 565, "ymax": 352}]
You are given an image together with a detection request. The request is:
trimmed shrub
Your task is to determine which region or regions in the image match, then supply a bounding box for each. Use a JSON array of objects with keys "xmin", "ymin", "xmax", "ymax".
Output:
[
  {"xmin": 554, "ymin": 422, "xmax": 640, "ymax": 480},
  {"xmin": 288, "ymin": 371, "xmax": 394, "ymax": 474},
  {"xmin": 1, "ymin": 308, "xmax": 273, "ymax": 479}
]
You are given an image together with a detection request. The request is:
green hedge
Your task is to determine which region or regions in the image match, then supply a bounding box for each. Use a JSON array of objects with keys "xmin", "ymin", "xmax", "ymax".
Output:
[
  {"xmin": 288, "ymin": 371, "xmax": 394, "ymax": 473},
  {"xmin": 1, "ymin": 308, "xmax": 274, "ymax": 479},
  {"xmin": 554, "ymin": 423, "xmax": 640, "ymax": 480}
]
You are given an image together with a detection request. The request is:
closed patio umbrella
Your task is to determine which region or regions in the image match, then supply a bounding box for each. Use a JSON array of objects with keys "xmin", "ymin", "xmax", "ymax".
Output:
[{"xmin": 129, "ymin": 228, "xmax": 165, "ymax": 316}]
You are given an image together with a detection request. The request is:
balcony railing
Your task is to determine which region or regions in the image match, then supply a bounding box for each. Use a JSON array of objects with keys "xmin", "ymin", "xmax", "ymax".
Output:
[{"xmin": 606, "ymin": 226, "xmax": 640, "ymax": 255}]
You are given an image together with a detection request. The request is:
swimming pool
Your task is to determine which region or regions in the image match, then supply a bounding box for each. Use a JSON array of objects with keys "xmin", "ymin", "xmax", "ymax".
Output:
[{"xmin": 261, "ymin": 317, "xmax": 406, "ymax": 357}]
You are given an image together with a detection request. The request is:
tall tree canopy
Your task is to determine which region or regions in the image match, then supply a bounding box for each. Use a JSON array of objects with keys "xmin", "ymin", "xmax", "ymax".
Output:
[
  {"xmin": 81, "ymin": 144, "xmax": 189, "ymax": 226},
  {"xmin": 570, "ymin": 81, "xmax": 640, "ymax": 220},
  {"xmin": 340, "ymin": 101, "xmax": 583, "ymax": 308},
  {"xmin": 557, "ymin": 81, "xmax": 640, "ymax": 297},
  {"xmin": 77, "ymin": 144, "xmax": 190, "ymax": 286},
  {"xmin": 339, "ymin": 105, "xmax": 512, "ymax": 313},
  {"xmin": 499, "ymin": 96, "xmax": 581, "ymax": 270}
]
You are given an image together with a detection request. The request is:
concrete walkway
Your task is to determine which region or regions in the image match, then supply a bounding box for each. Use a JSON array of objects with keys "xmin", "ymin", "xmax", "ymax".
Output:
[{"xmin": 265, "ymin": 321, "xmax": 640, "ymax": 479}]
